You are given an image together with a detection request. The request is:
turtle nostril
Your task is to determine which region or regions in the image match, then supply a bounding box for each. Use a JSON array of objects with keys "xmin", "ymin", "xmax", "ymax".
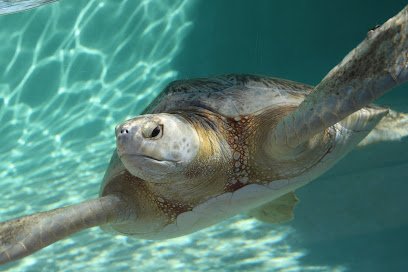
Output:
[{"xmin": 116, "ymin": 124, "xmax": 131, "ymax": 138}]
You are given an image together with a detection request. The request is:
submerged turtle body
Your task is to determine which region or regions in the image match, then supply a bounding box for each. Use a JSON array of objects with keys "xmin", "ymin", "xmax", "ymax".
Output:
[
  {"xmin": 1, "ymin": 6, "xmax": 408, "ymax": 265},
  {"xmin": 100, "ymin": 74, "xmax": 385, "ymax": 239}
]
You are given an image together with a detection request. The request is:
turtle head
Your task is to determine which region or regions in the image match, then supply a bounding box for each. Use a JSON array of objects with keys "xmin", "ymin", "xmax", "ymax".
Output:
[{"xmin": 115, "ymin": 113, "xmax": 200, "ymax": 183}]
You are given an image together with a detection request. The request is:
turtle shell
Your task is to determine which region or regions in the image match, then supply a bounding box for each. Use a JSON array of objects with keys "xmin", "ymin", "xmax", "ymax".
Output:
[
  {"xmin": 143, "ymin": 74, "xmax": 313, "ymax": 117},
  {"xmin": 102, "ymin": 74, "xmax": 313, "ymax": 194}
]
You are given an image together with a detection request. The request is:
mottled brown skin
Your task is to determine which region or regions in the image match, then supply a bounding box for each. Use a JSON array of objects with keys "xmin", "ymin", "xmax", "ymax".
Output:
[{"xmin": 102, "ymin": 99, "xmax": 332, "ymax": 237}]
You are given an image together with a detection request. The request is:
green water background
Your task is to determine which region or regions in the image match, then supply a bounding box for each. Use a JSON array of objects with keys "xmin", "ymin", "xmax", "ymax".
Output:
[{"xmin": 0, "ymin": 0, "xmax": 407, "ymax": 271}]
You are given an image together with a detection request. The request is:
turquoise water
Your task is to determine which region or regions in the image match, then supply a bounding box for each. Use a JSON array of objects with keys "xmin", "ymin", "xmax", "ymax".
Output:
[{"xmin": 0, "ymin": 0, "xmax": 407, "ymax": 271}]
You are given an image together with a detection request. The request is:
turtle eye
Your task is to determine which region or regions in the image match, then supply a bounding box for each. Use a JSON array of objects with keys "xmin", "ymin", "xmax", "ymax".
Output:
[
  {"xmin": 150, "ymin": 125, "xmax": 162, "ymax": 138},
  {"xmin": 142, "ymin": 121, "xmax": 163, "ymax": 139}
]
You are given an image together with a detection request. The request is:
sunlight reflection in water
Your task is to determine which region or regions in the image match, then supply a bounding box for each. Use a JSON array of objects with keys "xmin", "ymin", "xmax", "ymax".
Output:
[{"xmin": 0, "ymin": 1, "xmax": 346, "ymax": 271}]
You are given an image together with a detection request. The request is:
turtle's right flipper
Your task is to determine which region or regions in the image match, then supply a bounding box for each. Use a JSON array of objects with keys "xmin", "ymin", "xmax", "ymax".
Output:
[
  {"xmin": 0, "ymin": 0, "xmax": 57, "ymax": 15},
  {"xmin": 0, "ymin": 195, "xmax": 130, "ymax": 265},
  {"xmin": 271, "ymin": 6, "xmax": 408, "ymax": 149},
  {"xmin": 358, "ymin": 109, "xmax": 408, "ymax": 146}
]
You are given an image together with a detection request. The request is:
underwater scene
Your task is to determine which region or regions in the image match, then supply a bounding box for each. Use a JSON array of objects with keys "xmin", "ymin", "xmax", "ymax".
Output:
[{"xmin": 0, "ymin": 0, "xmax": 408, "ymax": 271}]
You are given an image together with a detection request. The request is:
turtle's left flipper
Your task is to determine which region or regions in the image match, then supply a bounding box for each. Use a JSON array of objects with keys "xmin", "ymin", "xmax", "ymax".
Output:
[
  {"xmin": 248, "ymin": 192, "xmax": 298, "ymax": 224},
  {"xmin": 358, "ymin": 109, "xmax": 408, "ymax": 146},
  {"xmin": 0, "ymin": 195, "xmax": 132, "ymax": 265},
  {"xmin": 272, "ymin": 6, "xmax": 408, "ymax": 149},
  {"xmin": 0, "ymin": 0, "xmax": 57, "ymax": 15}
]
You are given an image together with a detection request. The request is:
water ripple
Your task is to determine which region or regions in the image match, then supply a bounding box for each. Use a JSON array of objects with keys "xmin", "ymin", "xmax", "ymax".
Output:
[{"xmin": 0, "ymin": 1, "xmax": 345, "ymax": 271}]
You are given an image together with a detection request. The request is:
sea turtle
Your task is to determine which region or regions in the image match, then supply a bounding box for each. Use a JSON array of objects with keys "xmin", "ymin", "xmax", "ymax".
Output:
[{"xmin": 1, "ymin": 4, "xmax": 408, "ymax": 266}]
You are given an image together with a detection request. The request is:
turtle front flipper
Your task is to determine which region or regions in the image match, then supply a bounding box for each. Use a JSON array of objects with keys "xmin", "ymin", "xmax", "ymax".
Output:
[
  {"xmin": 358, "ymin": 109, "xmax": 408, "ymax": 146},
  {"xmin": 271, "ymin": 6, "xmax": 408, "ymax": 149},
  {"xmin": 0, "ymin": 0, "xmax": 57, "ymax": 15},
  {"xmin": 0, "ymin": 194, "xmax": 132, "ymax": 265}
]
